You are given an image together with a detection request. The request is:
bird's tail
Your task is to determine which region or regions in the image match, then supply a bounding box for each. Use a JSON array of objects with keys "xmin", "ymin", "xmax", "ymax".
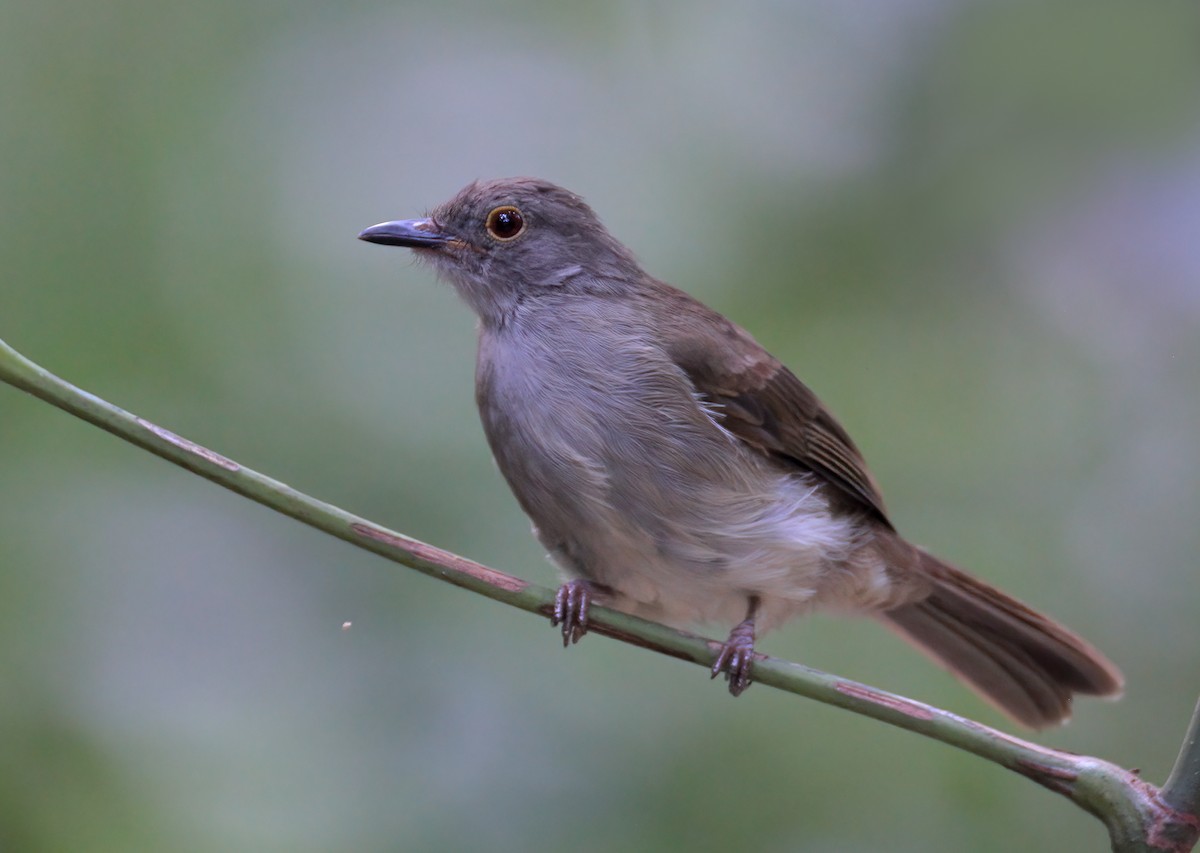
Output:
[{"xmin": 878, "ymin": 551, "xmax": 1123, "ymax": 728}]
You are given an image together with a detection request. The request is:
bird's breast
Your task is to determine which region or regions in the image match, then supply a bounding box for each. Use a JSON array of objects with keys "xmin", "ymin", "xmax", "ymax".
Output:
[{"xmin": 474, "ymin": 311, "xmax": 859, "ymax": 628}]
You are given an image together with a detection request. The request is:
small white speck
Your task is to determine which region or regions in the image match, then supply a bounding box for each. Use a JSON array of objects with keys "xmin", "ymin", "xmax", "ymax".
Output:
[{"xmin": 341, "ymin": 621, "xmax": 352, "ymax": 631}]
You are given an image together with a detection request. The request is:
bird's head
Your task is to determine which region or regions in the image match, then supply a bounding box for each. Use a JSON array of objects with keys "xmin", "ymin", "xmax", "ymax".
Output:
[{"xmin": 359, "ymin": 178, "xmax": 642, "ymax": 323}]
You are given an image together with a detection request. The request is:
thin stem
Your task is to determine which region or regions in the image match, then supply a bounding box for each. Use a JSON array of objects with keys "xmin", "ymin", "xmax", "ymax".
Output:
[
  {"xmin": 1163, "ymin": 700, "xmax": 1200, "ymax": 825},
  {"xmin": 1, "ymin": 336, "xmax": 1196, "ymax": 852}
]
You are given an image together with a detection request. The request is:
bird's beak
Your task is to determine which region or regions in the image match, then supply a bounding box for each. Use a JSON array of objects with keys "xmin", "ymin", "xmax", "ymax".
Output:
[{"xmin": 357, "ymin": 218, "xmax": 453, "ymax": 249}]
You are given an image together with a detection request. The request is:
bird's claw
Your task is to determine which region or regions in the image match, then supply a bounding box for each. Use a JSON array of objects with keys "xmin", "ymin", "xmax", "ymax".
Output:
[
  {"xmin": 551, "ymin": 580, "xmax": 593, "ymax": 647},
  {"xmin": 711, "ymin": 619, "xmax": 756, "ymax": 696}
]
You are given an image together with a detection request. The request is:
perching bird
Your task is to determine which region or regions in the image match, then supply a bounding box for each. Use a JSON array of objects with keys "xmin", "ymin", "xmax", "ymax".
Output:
[{"xmin": 359, "ymin": 177, "xmax": 1123, "ymax": 728}]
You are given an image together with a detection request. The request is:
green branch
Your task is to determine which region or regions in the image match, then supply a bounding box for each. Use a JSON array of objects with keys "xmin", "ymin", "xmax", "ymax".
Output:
[
  {"xmin": 1, "ymin": 336, "xmax": 1197, "ymax": 852},
  {"xmin": 1163, "ymin": 699, "xmax": 1200, "ymax": 846}
]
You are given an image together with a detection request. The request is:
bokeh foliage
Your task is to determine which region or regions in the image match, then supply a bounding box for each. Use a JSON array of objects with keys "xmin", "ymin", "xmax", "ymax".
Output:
[{"xmin": 2, "ymin": 2, "xmax": 1198, "ymax": 850}]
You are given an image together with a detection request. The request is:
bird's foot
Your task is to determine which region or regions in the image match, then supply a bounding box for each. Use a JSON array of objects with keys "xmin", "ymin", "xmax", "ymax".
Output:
[
  {"xmin": 551, "ymin": 579, "xmax": 595, "ymax": 647},
  {"xmin": 711, "ymin": 615, "xmax": 757, "ymax": 697}
]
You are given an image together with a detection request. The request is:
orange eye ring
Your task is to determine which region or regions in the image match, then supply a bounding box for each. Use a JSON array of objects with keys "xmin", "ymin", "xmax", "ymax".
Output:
[{"xmin": 485, "ymin": 206, "xmax": 525, "ymax": 241}]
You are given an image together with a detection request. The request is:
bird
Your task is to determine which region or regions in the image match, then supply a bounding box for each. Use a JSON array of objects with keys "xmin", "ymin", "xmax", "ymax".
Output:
[{"xmin": 358, "ymin": 177, "xmax": 1123, "ymax": 728}]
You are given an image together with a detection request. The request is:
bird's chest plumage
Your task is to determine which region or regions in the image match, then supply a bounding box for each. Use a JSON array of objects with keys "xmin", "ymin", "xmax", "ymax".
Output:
[
  {"xmin": 473, "ymin": 303, "xmax": 859, "ymax": 629},
  {"xmin": 475, "ymin": 308, "xmax": 711, "ymax": 538}
]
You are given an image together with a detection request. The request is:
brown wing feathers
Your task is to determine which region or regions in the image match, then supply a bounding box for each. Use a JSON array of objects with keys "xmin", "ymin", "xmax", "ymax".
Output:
[{"xmin": 658, "ymin": 290, "xmax": 1122, "ymax": 727}]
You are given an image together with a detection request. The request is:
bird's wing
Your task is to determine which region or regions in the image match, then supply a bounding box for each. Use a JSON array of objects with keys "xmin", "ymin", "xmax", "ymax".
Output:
[{"xmin": 652, "ymin": 284, "xmax": 892, "ymax": 527}]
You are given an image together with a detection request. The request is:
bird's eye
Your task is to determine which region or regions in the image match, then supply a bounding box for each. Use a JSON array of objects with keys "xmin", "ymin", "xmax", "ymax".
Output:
[{"xmin": 485, "ymin": 206, "xmax": 525, "ymax": 241}]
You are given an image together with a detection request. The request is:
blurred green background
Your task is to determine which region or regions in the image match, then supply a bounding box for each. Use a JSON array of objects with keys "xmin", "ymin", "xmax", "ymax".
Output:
[{"xmin": 2, "ymin": 1, "xmax": 1198, "ymax": 850}]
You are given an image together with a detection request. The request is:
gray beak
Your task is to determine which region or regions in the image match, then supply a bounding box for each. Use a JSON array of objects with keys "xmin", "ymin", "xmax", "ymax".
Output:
[{"xmin": 357, "ymin": 218, "xmax": 452, "ymax": 248}]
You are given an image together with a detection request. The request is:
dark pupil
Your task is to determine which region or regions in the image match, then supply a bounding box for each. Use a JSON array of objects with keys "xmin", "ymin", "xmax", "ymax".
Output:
[{"xmin": 492, "ymin": 209, "xmax": 522, "ymax": 238}]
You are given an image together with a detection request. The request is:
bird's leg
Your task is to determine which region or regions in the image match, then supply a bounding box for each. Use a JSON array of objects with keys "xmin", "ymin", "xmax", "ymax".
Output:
[
  {"xmin": 551, "ymin": 579, "xmax": 603, "ymax": 647},
  {"xmin": 711, "ymin": 595, "xmax": 761, "ymax": 696}
]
